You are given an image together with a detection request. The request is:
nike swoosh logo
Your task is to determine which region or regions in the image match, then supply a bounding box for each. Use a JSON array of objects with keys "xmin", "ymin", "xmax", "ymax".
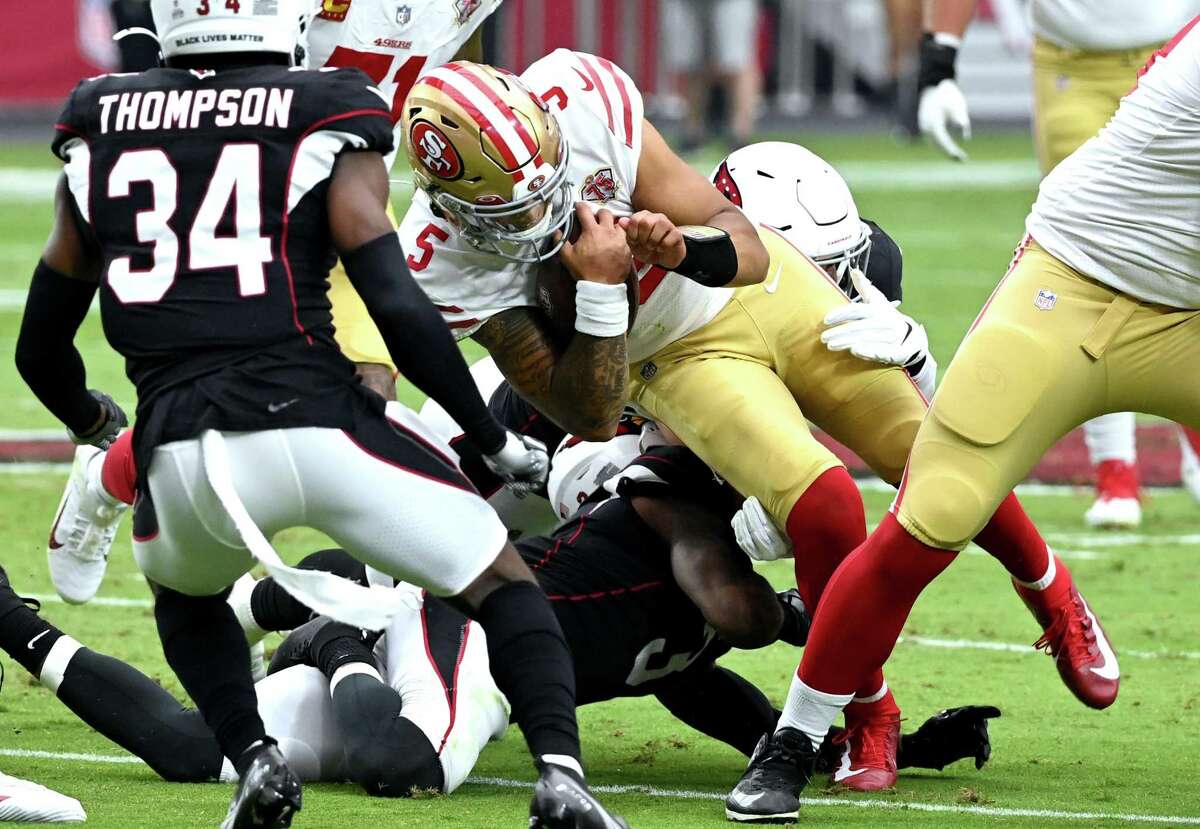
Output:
[
  {"xmin": 267, "ymin": 398, "xmax": 300, "ymax": 414},
  {"xmin": 728, "ymin": 790, "xmax": 766, "ymax": 808},
  {"xmin": 764, "ymin": 261, "xmax": 783, "ymax": 294},
  {"xmin": 47, "ymin": 502, "xmax": 67, "ymax": 550},
  {"xmin": 573, "ymin": 67, "xmax": 595, "ymax": 91},
  {"xmin": 1080, "ymin": 597, "xmax": 1121, "ymax": 681},
  {"xmin": 27, "ymin": 630, "xmax": 49, "ymax": 650}
]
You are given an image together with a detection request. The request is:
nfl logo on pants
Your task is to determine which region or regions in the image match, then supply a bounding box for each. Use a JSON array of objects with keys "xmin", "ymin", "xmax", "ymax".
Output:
[{"xmin": 1034, "ymin": 289, "xmax": 1057, "ymax": 311}]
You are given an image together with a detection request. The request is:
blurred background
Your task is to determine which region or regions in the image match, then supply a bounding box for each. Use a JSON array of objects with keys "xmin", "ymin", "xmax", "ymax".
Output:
[{"xmin": 0, "ymin": 0, "xmax": 1034, "ymax": 145}]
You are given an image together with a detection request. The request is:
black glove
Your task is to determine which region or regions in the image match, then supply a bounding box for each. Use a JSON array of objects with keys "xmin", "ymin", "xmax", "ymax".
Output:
[
  {"xmin": 67, "ymin": 390, "xmax": 127, "ymax": 451},
  {"xmin": 899, "ymin": 705, "xmax": 1001, "ymax": 771},
  {"xmin": 775, "ymin": 589, "xmax": 811, "ymax": 647}
]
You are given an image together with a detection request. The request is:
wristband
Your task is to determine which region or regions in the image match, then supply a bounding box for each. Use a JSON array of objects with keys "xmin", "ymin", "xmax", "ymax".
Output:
[
  {"xmin": 574, "ymin": 280, "xmax": 629, "ymax": 338},
  {"xmin": 674, "ymin": 226, "xmax": 739, "ymax": 288},
  {"xmin": 918, "ymin": 32, "xmax": 959, "ymax": 90}
]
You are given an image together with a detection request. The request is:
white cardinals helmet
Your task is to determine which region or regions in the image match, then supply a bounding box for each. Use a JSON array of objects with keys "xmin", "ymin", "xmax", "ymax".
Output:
[
  {"xmin": 150, "ymin": 0, "xmax": 308, "ymax": 63},
  {"xmin": 712, "ymin": 141, "xmax": 871, "ymax": 292}
]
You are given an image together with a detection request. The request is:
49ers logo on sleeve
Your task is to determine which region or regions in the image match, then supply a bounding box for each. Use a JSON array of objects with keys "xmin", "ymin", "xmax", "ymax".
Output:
[
  {"xmin": 410, "ymin": 120, "xmax": 464, "ymax": 180},
  {"xmin": 318, "ymin": 0, "xmax": 352, "ymax": 21},
  {"xmin": 581, "ymin": 167, "xmax": 617, "ymax": 202}
]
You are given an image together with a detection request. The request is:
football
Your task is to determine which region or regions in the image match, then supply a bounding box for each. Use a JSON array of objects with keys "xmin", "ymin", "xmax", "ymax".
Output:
[{"xmin": 535, "ymin": 254, "xmax": 640, "ymax": 346}]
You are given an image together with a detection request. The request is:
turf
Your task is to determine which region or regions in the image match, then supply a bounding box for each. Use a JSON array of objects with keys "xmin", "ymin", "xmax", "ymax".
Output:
[{"xmin": 1, "ymin": 132, "xmax": 1198, "ymax": 828}]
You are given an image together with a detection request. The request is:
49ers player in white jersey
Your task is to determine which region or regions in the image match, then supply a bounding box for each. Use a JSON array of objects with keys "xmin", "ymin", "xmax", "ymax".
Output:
[
  {"xmin": 917, "ymin": 0, "xmax": 1200, "ymax": 528},
  {"xmin": 725, "ymin": 15, "xmax": 1200, "ymax": 822},
  {"xmin": 398, "ymin": 53, "xmax": 1100, "ymax": 799}
]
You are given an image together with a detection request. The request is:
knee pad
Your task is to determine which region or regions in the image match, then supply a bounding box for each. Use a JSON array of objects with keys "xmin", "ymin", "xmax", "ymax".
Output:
[{"xmin": 897, "ymin": 437, "xmax": 1000, "ymax": 550}]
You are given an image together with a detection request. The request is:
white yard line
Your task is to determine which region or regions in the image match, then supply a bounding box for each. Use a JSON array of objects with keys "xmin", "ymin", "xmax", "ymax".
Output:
[
  {"xmin": 901, "ymin": 635, "xmax": 1200, "ymax": 662},
  {"xmin": 1046, "ymin": 532, "xmax": 1200, "ymax": 548},
  {"xmin": 25, "ymin": 593, "xmax": 153, "ymax": 609},
  {"xmin": 0, "ymin": 749, "xmax": 1194, "ymax": 824}
]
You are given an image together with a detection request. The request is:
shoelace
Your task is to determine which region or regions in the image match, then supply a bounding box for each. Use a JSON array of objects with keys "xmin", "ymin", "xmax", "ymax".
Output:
[{"xmin": 1034, "ymin": 596, "xmax": 1099, "ymax": 668}]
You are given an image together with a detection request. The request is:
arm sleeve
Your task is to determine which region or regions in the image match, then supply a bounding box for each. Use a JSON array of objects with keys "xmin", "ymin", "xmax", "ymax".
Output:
[
  {"xmin": 15, "ymin": 261, "xmax": 101, "ymax": 433},
  {"xmin": 342, "ymin": 233, "xmax": 506, "ymax": 454},
  {"xmin": 654, "ymin": 665, "xmax": 777, "ymax": 757}
]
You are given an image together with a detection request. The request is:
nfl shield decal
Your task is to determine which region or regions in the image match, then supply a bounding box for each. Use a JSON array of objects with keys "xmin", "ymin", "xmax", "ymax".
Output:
[
  {"xmin": 1034, "ymin": 289, "xmax": 1058, "ymax": 311},
  {"xmin": 581, "ymin": 167, "xmax": 618, "ymax": 202},
  {"xmin": 396, "ymin": 3, "xmax": 411, "ymax": 24}
]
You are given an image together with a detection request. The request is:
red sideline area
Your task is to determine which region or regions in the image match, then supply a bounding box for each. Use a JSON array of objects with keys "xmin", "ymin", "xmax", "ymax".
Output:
[{"xmin": 0, "ymin": 423, "xmax": 1188, "ymax": 485}]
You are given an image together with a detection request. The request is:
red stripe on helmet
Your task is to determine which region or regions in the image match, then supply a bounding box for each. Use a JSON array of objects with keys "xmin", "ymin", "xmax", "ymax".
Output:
[
  {"xmin": 422, "ymin": 74, "xmax": 524, "ymax": 182},
  {"xmin": 445, "ymin": 63, "xmax": 539, "ymax": 158}
]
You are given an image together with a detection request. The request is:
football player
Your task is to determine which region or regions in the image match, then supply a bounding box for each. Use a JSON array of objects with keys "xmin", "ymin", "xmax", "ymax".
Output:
[
  {"xmin": 400, "ymin": 56, "xmax": 1106, "ymax": 795},
  {"xmin": 727, "ymin": 13, "xmax": 1200, "ymax": 822},
  {"xmin": 0, "ymin": 440, "xmax": 1000, "ymax": 798},
  {"xmin": 14, "ymin": 2, "xmax": 627, "ymax": 827},
  {"xmin": 45, "ymin": 0, "xmax": 502, "ymax": 607},
  {"xmin": 916, "ymin": 0, "xmax": 1200, "ymax": 527}
]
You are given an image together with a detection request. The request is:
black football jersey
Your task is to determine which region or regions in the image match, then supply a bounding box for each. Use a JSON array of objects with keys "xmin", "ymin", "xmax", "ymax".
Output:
[
  {"xmin": 51, "ymin": 64, "xmax": 393, "ymax": 444},
  {"xmin": 517, "ymin": 446, "xmax": 734, "ymax": 704}
]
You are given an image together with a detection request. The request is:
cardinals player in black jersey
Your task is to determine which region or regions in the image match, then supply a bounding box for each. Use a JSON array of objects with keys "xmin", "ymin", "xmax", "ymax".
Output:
[{"xmin": 13, "ymin": 1, "xmax": 629, "ymax": 827}]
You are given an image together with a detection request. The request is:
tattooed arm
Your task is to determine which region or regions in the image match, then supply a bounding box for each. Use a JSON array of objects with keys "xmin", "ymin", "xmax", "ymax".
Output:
[{"xmin": 473, "ymin": 306, "xmax": 627, "ymax": 442}]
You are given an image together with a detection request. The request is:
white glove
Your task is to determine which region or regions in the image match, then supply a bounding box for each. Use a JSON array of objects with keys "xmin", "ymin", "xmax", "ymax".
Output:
[
  {"xmin": 822, "ymin": 269, "xmax": 932, "ymax": 369},
  {"xmin": 483, "ymin": 431, "xmax": 549, "ymax": 497},
  {"xmin": 918, "ymin": 79, "xmax": 971, "ymax": 162},
  {"xmin": 732, "ymin": 496, "xmax": 793, "ymax": 562}
]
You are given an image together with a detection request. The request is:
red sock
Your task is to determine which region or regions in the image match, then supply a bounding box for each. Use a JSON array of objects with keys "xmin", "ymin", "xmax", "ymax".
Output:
[
  {"xmin": 100, "ymin": 430, "xmax": 137, "ymax": 506},
  {"xmin": 798, "ymin": 513, "xmax": 956, "ymax": 695},
  {"xmin": 786, "ymin": 468, "xmax": 885, "ymax": 698},
  {"xmin": 785, "ymin": 467, "xmax": 866, "ymax": 613},
  {"xmin": 972, "ymin": 493, "xmax": 1049, "ymax": 585},
  {"xmin": 1182, "ymin": 425, "xmax": 1200, "ymax": 454}
]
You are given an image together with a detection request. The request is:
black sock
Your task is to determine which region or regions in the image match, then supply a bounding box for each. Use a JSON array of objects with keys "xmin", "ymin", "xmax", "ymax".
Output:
[
  {"xmin": 331, "ymin": 673, "xmax": 444, "ymax": 796},
  {"xmin": 57, "ymin": 648, "xmax": 223, "ymax": 782},
  {"xmin": 154, "ymin": 587, "xmax": 265, "ymax": 768},
  {"xmin": 0, "ymin": 600, "xmax": 62, "ymax": 676},
  {"xmin": 249, "ymin": 548, "xmax": 368, "ymax": 631},
  {"xmin": 472, "ymin": 581, "xmax": 580, "ymax": 767},
  {"xmin": 310, "ymin": 622, "xmax": 377, "ymax": 679}
]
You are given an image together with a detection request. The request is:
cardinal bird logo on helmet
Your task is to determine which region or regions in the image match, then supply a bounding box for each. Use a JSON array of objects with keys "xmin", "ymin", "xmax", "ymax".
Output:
[{"xmin": 712, "ymin": 161, "xmax": 743, "ymax": 207}]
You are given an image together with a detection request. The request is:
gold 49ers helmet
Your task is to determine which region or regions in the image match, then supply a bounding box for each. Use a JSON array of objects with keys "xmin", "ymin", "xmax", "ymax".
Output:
[{"xmin": 402, "ymin": 61, "xmax": 572, "ymax": 263}]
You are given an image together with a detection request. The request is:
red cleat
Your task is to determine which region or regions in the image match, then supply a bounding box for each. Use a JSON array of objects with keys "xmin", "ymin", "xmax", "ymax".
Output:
[
  {"xmin": 1014, "ymin": 556, "xmax": 1119, "ymax": 710},
  {"xmin": 830, "ymin": 692, "xmax": 900, "ymax": 792},
  {"xmin": 1084, "ymin": 459, "xmax": 1141, "ymax": 529}
]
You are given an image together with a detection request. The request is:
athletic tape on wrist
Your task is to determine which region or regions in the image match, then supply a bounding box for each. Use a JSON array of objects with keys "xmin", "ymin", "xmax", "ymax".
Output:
[{"xmin": 574, "ymin": 280, "xmax": 629, "ymax": 338}]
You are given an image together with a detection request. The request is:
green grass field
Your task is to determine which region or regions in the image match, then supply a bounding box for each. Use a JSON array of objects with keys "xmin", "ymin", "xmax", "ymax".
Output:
[{"xmin": 1, "ymin": 131, "xmax": 1198, "ymax": 828}]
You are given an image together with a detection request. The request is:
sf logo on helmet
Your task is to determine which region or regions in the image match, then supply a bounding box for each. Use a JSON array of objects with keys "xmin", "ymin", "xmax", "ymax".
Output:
[{"xmin": 410, "ymin": 120, "xmax": 464, "ymax": 180}]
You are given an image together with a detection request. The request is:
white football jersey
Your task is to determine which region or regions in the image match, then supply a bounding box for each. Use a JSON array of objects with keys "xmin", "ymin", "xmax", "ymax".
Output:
[
  {"xmin": 307, "ymin": 0, "xmax": 501, "ymax": 168},
  {"xmin": 1031, "ymin": 0, "xmax": 1199, "ymax": 51},
  {"xmin": 1027, "ymin": 16, "xmax": 1200, "ymax": 309},
  {"xmin": 399, "ymin": 49, "xmax": 734, "ymax": 363}
]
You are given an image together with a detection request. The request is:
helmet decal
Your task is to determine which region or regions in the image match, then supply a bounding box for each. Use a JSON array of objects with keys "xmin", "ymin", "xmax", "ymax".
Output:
[
  {"xmin": 712, "ymin": 161, "xmax": 743, "ymax": 207},
  {"xmin": 410, "ymin": 120, "xmax": 464, "ymax": 181}
]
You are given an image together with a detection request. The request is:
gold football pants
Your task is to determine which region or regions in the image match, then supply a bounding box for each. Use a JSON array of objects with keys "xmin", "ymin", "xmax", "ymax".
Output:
[
  {"xmin": 896, "ymin": 240, "xmax": 1200, "ymax": 550},
  {"xmin": 628, "ymin": 228, "xmax": 928, "ymax": 528},
  {"xmin": 1032, "ymin": 37, "xmax": 1158, "ymax": 175}
]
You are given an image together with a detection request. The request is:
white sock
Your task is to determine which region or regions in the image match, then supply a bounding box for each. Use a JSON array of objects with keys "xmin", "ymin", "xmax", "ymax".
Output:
[
  {"xmin": 1083, "ymin": 413, "xmax": 1137, "ymax": 466},
  {"xmin": 1015, "ymin": 553, "xmax": 1057, "ymax": 591},
  {"xmin": 328, "ymin": 661, "xmax": 383, "ymax": 695},
  {"xmin": 38, "ymin": 636, "xmax": 83, "ymax": 694},
  {"xmin": 777, "ymin": 674, "xmax": 853, "ymax": 750},
  {"xmin": 852, "ymin": 680, "xmax": 888, "ymax": 705},
  {"xmin": 84, "ymin": 452, "xmax": 123, "ymax": 508},
  {"xmin": 540, "ymin": 754, "xmax": 584, "ymax": 779},
  {"xmin": 226, "ymin": 574, "xmax": 268, "ymax": 645}
]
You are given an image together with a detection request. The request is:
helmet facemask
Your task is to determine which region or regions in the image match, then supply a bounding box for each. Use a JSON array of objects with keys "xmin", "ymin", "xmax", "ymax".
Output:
[
  {"xmin": 813, "ymin": 223, "xmax": 872, "ymax": 298},
  {"xmin": 431, "ymin": 139, "xmax": 575, "ymax": 264}
]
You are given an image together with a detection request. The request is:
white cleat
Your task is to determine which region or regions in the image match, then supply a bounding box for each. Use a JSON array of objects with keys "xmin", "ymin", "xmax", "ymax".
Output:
[
  {"xmin": 1083, "ymin": 497, "xmax": 1141, "ymax": 529},
  {"xmin": 1179, "ymin": 426, "xmax": 1200, "ymax": 504},
  {"xmin": 0, "ymin": 772, "xmax": 87, "ymax": 823},
  {"xmin": 47, "ymin": 446, "xmax": 129, "ymax": 605}
]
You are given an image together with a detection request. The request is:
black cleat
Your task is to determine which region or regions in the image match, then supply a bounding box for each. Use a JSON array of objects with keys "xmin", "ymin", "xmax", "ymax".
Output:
[
  {"xmin": 530, "ymin": 765, "xmax": 630, "ymax": 829},
  {"xmin": 724, "ymin": 727, "xmax": 818, "ymax": 823},
  {"xmin": 220, "ymin": 742, "xmax": 302, "ymax": 829}
]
